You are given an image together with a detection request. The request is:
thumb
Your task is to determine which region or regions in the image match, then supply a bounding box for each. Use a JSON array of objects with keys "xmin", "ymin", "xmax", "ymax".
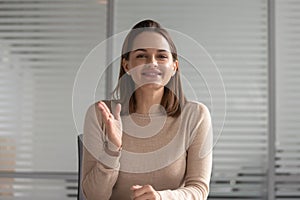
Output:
[{"xmin": 114, "ymin": 103, "xmax": 121, "ymax": 120}]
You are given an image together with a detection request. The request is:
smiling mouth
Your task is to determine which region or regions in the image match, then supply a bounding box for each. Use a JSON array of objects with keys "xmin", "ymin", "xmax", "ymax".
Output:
[{"xmin": 141, "ymin": 72, "xmax": 162, "ymax": 76}]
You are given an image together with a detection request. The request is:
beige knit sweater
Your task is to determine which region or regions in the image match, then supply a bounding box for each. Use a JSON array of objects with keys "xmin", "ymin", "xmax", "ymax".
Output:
[{"xmin": 81, "ymin": 101, "xmax": 212, "ymax": 200}]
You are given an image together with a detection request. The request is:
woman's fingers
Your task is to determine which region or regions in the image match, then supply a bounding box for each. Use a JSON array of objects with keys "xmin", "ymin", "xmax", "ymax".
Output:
[
  {"xmin": 133, "ymin": 185, "xmax": 152, "ymax": 197},
  {"xmin": 98, "ymin": 101, "xmax": 111, "ymax": 122},
  {"xmin": 98, "ymin": 101, "xmax": 109, "ymax": 115},
  {"xmin": 130, "ymin": 185, "xmax": 160, "ymax": 200},
  {"xmin": 130, "ymin": 185, "xmax": 143, "ymax": 191},
  {"xmin": 98, "ymin": 101, "xmax": 122, "ymax": 121},
  {"xmin": 98, "ymin": 101, "xmax": 110, "ymax": 114},
  {"xmin": 133, "ymin": 193, "xmax": 154, "ymax": 200},
  {"xmin": 114, "ymin": 103, "xmax": 122, "ymax": 120},
  {"xmin": 97, "ymin": 101, "xmax": 123, "ymax": 148}
]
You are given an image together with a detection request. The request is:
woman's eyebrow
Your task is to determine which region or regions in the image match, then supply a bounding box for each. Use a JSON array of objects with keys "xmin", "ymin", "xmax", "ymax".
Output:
[
  {"xmin": 157, "ymin": 49, "xmax": 169, "ymax": 52},
  {"xmin": 132, "ymin": 48, "xmax": 147, "ymax": 53},
  {"xmin": 132, "ymin": 48, "xmax": 170, "ymax": 53}
]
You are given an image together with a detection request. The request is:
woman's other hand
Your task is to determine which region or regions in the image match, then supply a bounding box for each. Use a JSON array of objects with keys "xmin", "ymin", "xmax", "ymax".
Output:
[
  {"xmin": 130, "ymin": 185, "xmax": 161, "ymax": 200},
  {"xmin": 98, "ymin": 101, "xmax": 122, "ymax": 149}
]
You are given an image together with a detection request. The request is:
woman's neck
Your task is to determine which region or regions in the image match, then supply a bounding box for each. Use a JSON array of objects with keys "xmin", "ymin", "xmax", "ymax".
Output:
[{"xmin": 134, "ymin": 86, "xmax": 164, "ymax": 114}]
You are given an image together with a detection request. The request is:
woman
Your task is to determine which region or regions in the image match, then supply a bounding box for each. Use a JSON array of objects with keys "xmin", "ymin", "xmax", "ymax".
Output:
[{"xmin": 82, "ymin": 19, "xmax": 212, "ymax": 200}]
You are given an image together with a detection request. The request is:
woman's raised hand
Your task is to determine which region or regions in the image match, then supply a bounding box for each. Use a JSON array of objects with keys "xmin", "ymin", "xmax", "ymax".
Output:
[{"xmin": 98, "ymin": 101, "xmax": 122, "ymax": 150}]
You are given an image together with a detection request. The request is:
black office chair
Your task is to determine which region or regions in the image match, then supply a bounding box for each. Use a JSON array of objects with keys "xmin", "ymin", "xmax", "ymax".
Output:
[{"xmin": 77, "ymin": 134, "xmax": 86, "ymax": 200}]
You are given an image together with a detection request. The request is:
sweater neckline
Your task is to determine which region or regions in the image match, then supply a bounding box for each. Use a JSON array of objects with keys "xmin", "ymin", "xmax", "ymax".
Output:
[{"xmin": 129, "ymin": 112, "xmax": 167, "ymax": 118}]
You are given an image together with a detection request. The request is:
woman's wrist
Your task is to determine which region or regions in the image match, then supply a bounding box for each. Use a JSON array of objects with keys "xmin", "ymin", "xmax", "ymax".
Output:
[{"xmin": 107, "ymin": 139, "xmax": 122, "ymax": 152}]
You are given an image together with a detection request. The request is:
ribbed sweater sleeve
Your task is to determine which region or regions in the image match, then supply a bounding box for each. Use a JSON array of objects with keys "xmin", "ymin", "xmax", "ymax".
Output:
[
  {"xmin": 158, "ymin": 103, "xmax": 213, "ymax": 200},
  {"xmin": 81, "ymin": 103, "xmax": 121, "ymax": 200}
]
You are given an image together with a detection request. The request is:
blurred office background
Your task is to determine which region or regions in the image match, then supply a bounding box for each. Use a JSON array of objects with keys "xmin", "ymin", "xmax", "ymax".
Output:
[{"xmin": 0, "ymin": 0, "xmax": 299, "ymax": 199}]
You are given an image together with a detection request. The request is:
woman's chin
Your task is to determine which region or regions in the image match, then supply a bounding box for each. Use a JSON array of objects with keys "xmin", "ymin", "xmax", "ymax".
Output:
[{"xmin": 136, "ymin": 82, "xmax": 165, "ymax": 90}]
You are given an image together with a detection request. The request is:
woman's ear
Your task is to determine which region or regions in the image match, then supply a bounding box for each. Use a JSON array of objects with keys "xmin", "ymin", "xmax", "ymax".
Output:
[
  {"xmin": 171, "ymin": 60, "xmax": 178, "ymax": 76},
  {"xmin": 122, "ymin": 58, "xmax": 130, "ymax": 75},
  {"xmin": 173, "ymin": 60, "xmax": 178, "ymax": 71}
]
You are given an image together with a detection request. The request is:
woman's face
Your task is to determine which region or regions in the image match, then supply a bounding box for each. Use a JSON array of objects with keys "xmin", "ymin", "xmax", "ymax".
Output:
[{"xmin": 123, "ymin": 31, "xmax": 178, "ymax": 89}]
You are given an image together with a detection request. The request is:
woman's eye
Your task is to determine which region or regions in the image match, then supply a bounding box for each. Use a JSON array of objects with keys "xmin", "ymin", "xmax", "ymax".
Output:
[
  {"xmin": 158, "ymin": 55, "xmax": 168, "ymax": 59},
  {"xmin": 136, "ymin": 54, "xmax": 146, "ymax": 58}
]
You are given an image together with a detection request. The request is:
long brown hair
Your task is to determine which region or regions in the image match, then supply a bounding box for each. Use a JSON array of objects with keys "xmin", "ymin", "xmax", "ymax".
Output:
[{"xmin": 113, "ymin": 19, "xmax": 186, "ymax": 117}]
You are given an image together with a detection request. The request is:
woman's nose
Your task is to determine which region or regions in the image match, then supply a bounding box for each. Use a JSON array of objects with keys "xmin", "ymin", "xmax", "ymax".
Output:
[{"xmin": 147, "ymin": 55, "xmax": 158, "ymax": 67}]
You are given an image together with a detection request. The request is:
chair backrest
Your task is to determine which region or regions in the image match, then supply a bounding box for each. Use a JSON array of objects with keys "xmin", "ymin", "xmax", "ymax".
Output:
[{"xmin": 77, "ymin": 134, "xmax": 85, "ymax": 200}]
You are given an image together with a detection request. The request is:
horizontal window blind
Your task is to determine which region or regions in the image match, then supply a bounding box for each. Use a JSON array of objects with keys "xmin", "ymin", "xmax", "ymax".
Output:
[
  {"xmin": 114, "ymin": 0, "xmax": 268, "ymax": 199},
  {"xmin": 0, "ymin": 177, "xmax": 77, "ymax": 200},
  {"xmin": 275, "ymin": 0, "xmax": 300, "ymax": 199},
  {"xmin": 0, "ymin": 0, "xmax": 106, "ymax": 199}
]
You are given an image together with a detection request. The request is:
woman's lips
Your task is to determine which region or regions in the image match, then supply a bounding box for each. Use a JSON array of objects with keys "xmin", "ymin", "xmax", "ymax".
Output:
[{"xmin": 141, "ymin": 70, "xmax": 162, "ymax": 77}]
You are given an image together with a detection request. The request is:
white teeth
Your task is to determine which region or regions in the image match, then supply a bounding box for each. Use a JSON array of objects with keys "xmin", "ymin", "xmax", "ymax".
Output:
[{"xmin": 142, "ymin": 72, "xmax": 161, "ymax": 76}]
